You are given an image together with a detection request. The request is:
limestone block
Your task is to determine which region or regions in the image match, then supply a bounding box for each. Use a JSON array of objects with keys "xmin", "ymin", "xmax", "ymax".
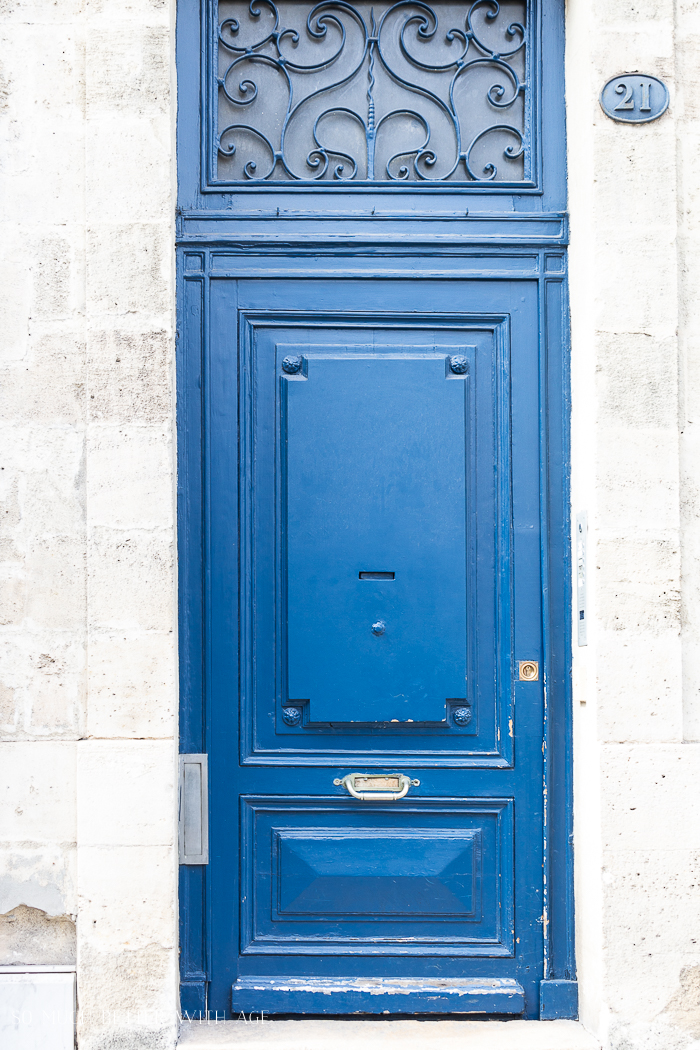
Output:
[
  {"xmin": 86, "ymin": 631, "xmax": 175, "ymax": 739},
  {"xmin": 601, "ymin": 744, "xmax": 700, "ymax": 851},
  {"xmin": 592, "ymin": 234, "xmax": 678, "ymax": 336},
  {"xmin": 0, "ymin": 741, "xmax": 76, "ymax": 844},
  {"xmin": 0, "ymin": 332, "xmax": 86, "ymax": 427},
  {"xmin": 682, "ymin": 636, "xmax": 700, "ymax": 743},
  {"xmin": 0, "ymin": 0, "xmax": 85, "ymax": 23},
  {"xmin": 598, "ymin": 0, "xmax": 672, "ymax": 23},
  {"xmin": 26, "ymin": 651, "xmax": 85, "ymax": 740},
  {"xmin": 87, "ymin": 526, "xmax": 173, "ymax": 632},
  {"xmin": 602, "ymin": 850, "xmax": 700, "ymax": 957},
  {"xmin": 591, "ymin": 23, "xmax": 675, "ymax": 69},
  {"xmin": 0, "ymin": 633, "xmax": 86, "ymax": 740},
  {"xmin": 76, "ymin": 740, "xmax": 174, "ymax": 847},
  {"xmin": 77, "ymin": 845, "xmax": 175, "ymax": 951},
  {"xmin": 85, "ymin": 25, "xmax": 170, "ymax": 118},
  {"xmin": 597, "ymin": 430, "xmax": 679, "ymax": 530},
  {"xmin": 596, "ymin": 534, "xmax": 681, "ymax": 634},
  {"xmin": 677, "ymin": 42, "xmax": 700, "ymax": 123},
  {"xmin": 677, "ymin": 0, "xmax": 700, "ymax": 32},
  {"xmin": 0, "ymin": 427, "xmax": 85, "ymax": 542},
  {"xmin": 76, "ymin": 941, "xmax": 177, "ymax": 1050},
  {"xmin": 86, "ymin": 115, "xmax": 171, "ymax": 224},
  {"xmin": 20, "ymin": 536, "xmax": 86, "ymax": 633},
  {"xmin": 87, "ymin": 328, "xmax": 172, "ymax": 424},
  {"xmin": 658, "ymin": 963, "xmax": 700, "ymax": 1042},
  {"xmin": 0, "ymin": 231, "xmax": 33, "ymax": 364},
  {"xmin": 604, "ymin": 951, "xmax": 700, "ymax": 1030},
  {"xmin": 680, "ymin": 254, "xmax": 700, "ymax": 348},
  {"xmin": 87, "ymin": 0, "xmax": 169, "ymax": 24},
  {"xmin": 0, "ymin": 125, "xmax": 85, "ymax": 232},
  {"xmin": 0, "ymin": 25, "xmax": 85, "ymax": 225},
  {"xmin": 28, "ymin": 232, "xmax": 82, "ymax": 324},
  {"xmin": 87, "ymin": 426, "xmax": 173, "ymax": 530},
  {"xmin": 596, "ymin": 333, "xmax": 678, "ymax": 430},
  {"xmin": 596, "ymin": 630, "xmax": 683, "ymax": 743},
  {"xmin": 0, "ymin": 23, "xmax": 85, "ymax": 123},
  {"xmin": 677, "ymin": 137, "xmax": 700, "ymax": 232},
  {"xmin": 86, "ymin": 223, "xmax": 171, "ymax": 324},
  {"xmin": 592, "ymin": 131, "xmax": 677, "ymax": 231},
  {"xmin": 0, "ymin": 576, "xmax": 26, "ymax": 630},
  {"xmin": 680, "ymin": 424, "xmax": 700, "ymax": 741},
  {"xmin": 0, "ymin": 425, "xmax": 87, "ymax": 634},
  {"xmin": 0, "ymin": 845, "xmax": 76, "ymax": 919}
]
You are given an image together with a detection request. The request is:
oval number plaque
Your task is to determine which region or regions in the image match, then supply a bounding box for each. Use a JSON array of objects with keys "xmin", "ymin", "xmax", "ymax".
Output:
[{"xmin": 600, "ymin": 74, "xmax": 669, "ymax": 123}]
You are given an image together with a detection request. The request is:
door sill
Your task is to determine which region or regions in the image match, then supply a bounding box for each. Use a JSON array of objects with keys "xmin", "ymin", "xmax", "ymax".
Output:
[
  {"xmin": 230, "ymin": 976, "xmax": 524, "ymax": 1015},
  {"xmin": 179, "ymin": 1018, "xmax": 600, "ymax": 1050}
]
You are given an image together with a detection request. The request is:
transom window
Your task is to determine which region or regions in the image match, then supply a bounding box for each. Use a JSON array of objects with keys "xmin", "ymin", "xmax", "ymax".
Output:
[{"xmin": 211, "ymin": 0, "xmax": 533, "ymax": 185}]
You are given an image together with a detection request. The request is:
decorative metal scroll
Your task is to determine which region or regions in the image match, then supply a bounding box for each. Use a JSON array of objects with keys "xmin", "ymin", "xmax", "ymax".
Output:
[{"xmin": 214, "ymin": 0, "xmax": 531, "ymax": 184}]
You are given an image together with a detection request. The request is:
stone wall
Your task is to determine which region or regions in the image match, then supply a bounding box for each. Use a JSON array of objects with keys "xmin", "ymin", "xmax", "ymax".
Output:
[
  {"xmin": 0, "ymin": 0, "xmax": 178, "ymax": 1047},
  {"xmin": 568, "ymin": 1, "xmax": 700, "ymax": 1048},
  {"xmin": 1, "ymin": 0, "xmax": 700, "ymax": 1048}
]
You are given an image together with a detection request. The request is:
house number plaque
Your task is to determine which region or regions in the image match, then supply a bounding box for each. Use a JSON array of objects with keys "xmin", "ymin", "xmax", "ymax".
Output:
[{"xmin": 600, "ymin": 74, "xmax": 669, "ymax": 124}]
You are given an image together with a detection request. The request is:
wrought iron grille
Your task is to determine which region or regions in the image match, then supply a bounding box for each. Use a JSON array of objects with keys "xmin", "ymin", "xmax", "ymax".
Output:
[{"xmin": 212, "ymin": 0, "xmax": 533, "ymax": 185}]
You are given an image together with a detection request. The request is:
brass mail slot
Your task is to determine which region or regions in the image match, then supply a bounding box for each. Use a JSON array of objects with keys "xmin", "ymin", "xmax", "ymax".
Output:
[
  {"xmin": 354, "ymin": 775, "xmax": 402, "ymax": 792},
  {"xmin": 333, "ymin": 772, "xmax": 420, "ymax": 801}
]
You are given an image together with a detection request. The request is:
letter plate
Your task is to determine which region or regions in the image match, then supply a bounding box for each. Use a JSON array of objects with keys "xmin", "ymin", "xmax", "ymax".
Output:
[{"xmin": 333, "ymin": 772, "xmax": 420, "ymax": 801}]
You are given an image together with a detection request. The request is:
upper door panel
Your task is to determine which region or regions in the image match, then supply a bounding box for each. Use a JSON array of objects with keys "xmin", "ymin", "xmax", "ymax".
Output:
[
  {"xmin": 205, "ymin": 278, "xmax": 542, "ymax": 767},
  {"xmin": 285, "ymin": 352, "xmax": 470, "ymax": 724},
  {"xmin": 177, "ymin": 0, "xmax": 567, "ymax": 217}
]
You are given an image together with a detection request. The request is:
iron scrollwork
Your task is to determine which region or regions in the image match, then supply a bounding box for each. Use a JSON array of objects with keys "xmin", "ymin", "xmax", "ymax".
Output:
[{"xmin": 214, "ymin": 0, "xmax": 531, "ymax": 184}]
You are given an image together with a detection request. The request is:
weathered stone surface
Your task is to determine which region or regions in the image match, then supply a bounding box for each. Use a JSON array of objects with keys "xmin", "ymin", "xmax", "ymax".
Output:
[
  {"xmin": 77, "ymin": 740, "xmax": 175, "ymax": 848},
  {"xmin": 0, "ymin": 0, "xmax": 176, "ymax": 1044},
  {"xmin": 0, "ymin": 904, "xmax": 76, "ymax": 965},
  {"xmin": 0, "ymin": 844, "xmax": 76, "ymax": 918}
]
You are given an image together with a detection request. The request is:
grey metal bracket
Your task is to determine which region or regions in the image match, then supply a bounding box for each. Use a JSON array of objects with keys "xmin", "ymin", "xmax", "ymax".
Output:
[{"xmin": 179, "ymin": 754, "xmax": 209, "ymax": 865}]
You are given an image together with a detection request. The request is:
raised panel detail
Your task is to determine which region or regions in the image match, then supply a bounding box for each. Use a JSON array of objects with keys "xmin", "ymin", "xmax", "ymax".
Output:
[
  {"xmin": 275, "ymin": 828, "xmax": 480, "ymax": 917},
  {"xmin": 242, "ymin": 797, "xmax": 513, "ymax": 955},
  {"xmin": 238, "ymin": 313, "xmax": 519, "ymax": 766},
  {"xmin": 284, "ymin": 354, "xmax": 469, "ymax": 724}
]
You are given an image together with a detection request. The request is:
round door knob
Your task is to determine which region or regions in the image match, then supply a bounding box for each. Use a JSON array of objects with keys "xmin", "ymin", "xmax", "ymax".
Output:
[{"xmin": 371, "ymin": 621, "xmax": 386, "ymax": 635}]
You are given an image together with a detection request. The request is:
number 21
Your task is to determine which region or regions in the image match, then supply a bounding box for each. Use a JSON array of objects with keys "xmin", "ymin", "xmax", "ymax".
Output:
[{"xmin": 614, "ymin": 81, "xmax": 652, "ymax": 112}]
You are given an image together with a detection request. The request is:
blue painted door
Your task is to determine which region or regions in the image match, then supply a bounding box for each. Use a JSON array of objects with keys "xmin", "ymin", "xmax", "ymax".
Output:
[
  {"xmin": 176, "ymin": 0, "xmax": 572, "ymax": 1021},
  {"xmin": 204, "ymin": 277, "xmax": 545, "ymax": 1015}
]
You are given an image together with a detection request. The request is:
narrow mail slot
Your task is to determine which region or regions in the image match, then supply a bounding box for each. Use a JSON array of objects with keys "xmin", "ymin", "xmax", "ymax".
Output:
[
  {"xmin": 354, "ymin": 775, "xmax": 402, "ymax": 792},
  {"xmin": 359, "ymin": 571, "xmax": 395, "ymax": 580}
]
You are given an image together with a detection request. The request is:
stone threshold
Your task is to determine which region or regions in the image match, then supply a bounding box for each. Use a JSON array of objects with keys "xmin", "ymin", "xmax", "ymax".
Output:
[{"xmin": 178, "ymin": 1018, "xmax": 600, "ymax": 1050}]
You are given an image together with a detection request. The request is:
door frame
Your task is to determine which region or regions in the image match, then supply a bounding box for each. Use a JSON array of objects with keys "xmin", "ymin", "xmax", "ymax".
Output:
[{"xmin": 176, "ymin": 249, "xmax": 574, "ymax": 1019}]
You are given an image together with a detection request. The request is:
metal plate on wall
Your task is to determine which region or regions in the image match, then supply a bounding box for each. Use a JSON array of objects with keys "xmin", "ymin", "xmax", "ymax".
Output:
[{"xmin": 600, "ymin": 74, "xmax": 669, "ymax": 124}]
